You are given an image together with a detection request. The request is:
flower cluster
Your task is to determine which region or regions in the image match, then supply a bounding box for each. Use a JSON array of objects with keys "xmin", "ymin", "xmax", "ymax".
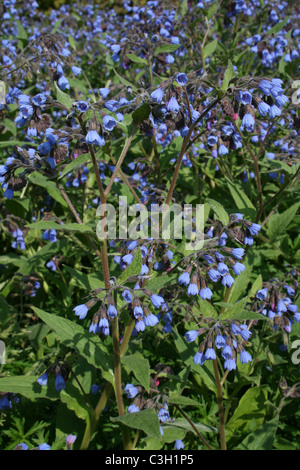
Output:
[{"xmin": 185, "ymin": 318, "xmax": 253, "ymax": 372}]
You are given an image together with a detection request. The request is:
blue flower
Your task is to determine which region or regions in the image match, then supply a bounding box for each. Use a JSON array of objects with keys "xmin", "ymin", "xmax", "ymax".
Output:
[
  {"xmin": 86, "ymin": 130, "xmax": 105, "ymax": 146},
  {"xmin": 55, "ymin": 373, "xmax": 65, "ymax": 392},
  {"xmin": 240, "ymin": 349, "xmax": 252, "ymax": 364},
  {"xmin": 178, "ymin": 271, "xmax": 190, "ymax": 286},
  {"xmin": 185, "ymin": 330, "xmax": 199, "ymax": 342},
  {"xmin": 231, "ymin": 248, "xmax": 245, "ymax": 260},
  {"xmin": 193, "ymin": 351, "xmax": 205, "ymax": 365},
  {"xmin": 37, "ymin": 372, "xmax": 48, "ymax": 386},
  {"xmin": 205, "ymin": 347, "xmax": 216, "ymax": 360},
  {"xmin": 174, "ymin": 439, "xmax": 185, "ymax": 450},
  {"xmin": 150, "ymin": 87, "xmax": 164, "ymax": 103},
  {"xmin": 102, "ymin": 115, "xmax": 117, "ymax": 131},
  {"xmin": 124, "ymin": 384, "xmax": 139, "ymax": 398},
  {"xmin": 73, "ymin": 304, "xmax": 89, "ymax": 320},
  {"xmin": 187, "ymin": 282, "xmax": 199, "ymax": 295},
  {"xmin": 150, "ymin": 294, "xmax": 165, "ymax": 308}
]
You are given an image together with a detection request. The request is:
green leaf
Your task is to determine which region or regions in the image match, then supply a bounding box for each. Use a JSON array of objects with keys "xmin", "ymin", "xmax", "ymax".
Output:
[
  {"xmin": 167, "ymin": 396, "xmax": 204, "ymax": 407},
  {"xmin": 237, "ymin": 418, "xmax": 278, "ymax": 450},
  {"xmin": 132, "ymin": 103, "xmax": 151, "ymax": 124},
  {"xmin": 267, "ymin": 202, "xmax": 300, "ymax": 241},
  {"xmin": 159, "ymin": 136, "xmax": 183, "ymax": 171},
  {"xmin": 28, "ymin": 172, "xmax": 68, "ymax": 208},
  {"xmin": 16, "ymin": 20, "xmax": 28, "ymax": 40},
  {"xmin": 60, "ymin": 381, "xmax": 90, "ymax": 421},
  {"xmin": 54, "ymin": 82, "xmax": 74, "ymax": 109},
  {"xmin": 221, "ymin": 60, "xmax": 235, "ymax": 91},
  {"xmin": 2, "ymin": 118, "xmax": 17, "ymax": 136},
  {"xmin": 173, "ymin": 328, "xmax": 217, "ymax": 393},
  {"xmin": 226, "ymin": 387, "xmax": 268, "ymax": 438},
  {"xmin": 206, "ymin": 198, "xmax": 229, "ymax": 226},
  {"xmin": 218, "ymin": 296, "xmax": 249, "ymax": 321},
  {"xmin": 0, "ymin": 376, "xmax": 59, "ymax": 401},
  {"xmin": 249, "ymin": 274, "xmax": 263, "ymax": 299},
  {"xmin": 203, "ymin": 39, "xmax": 219, "ymax": 59},
  {"xmin": 27, "ymin": 323, "xmax": 51, "ymax": 351},
  {"xmin": 0, "ymin": 140, "xmax": 38, "ymax": 148},
  {"xmin": 226, "ymin": 179, "xmax": 256, "ymax": 219},
  {"xmin": 154, "ymin": 44, "xmax": 180, "ymax": 55},
  {"xmin": 126, "ymin": 53, "xmax": 148, "ymax": 65},
  {"xmin": 228, "ymin": 259, "xmax": 252, "ymax": 304},
  {"xmin": 33, "ymin": 307, "xmax": 114, "ymax": 384},
  {"xmin": 117, "ymin": 248, "xmax": 143, "ymax": 284},
  {"xmin": 63, "ymin": 266, "xmax": 104, "ymax": 291},
  {"xmin": 121, "ymin": 352, "xmax": 150, "ymax": 392},
  {"xmin": 113, "ymin": 68, "xmax": 137, "ymax": 92},
  {"xmin": 111, "ymin": 409, "xmax": 161, "ymax": 439},
  {"xmin": 58, "ymin": 153, "xmax": 91, "ymax": 180},
  {"xmin": 145, "ymin": 273, "xmax": 178, "ymax": 293},
  {"xmin": 26, "ymin": 220, "xmax": 95, "ymax": 235},
  {"xmin": 196, "ymin": 298, "xmax": 218, "ymax": 319},
  {"xmin": 68, "ymin": 34, "xmax": 76, "ymax": 50}
]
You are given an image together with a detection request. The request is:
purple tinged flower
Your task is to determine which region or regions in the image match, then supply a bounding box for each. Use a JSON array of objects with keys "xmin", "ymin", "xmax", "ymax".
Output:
[
  {"xmin": 66, "ymin": 435, "xmax": 77, "ymax": 450},
  {"xmin": 185, "ymin": 330, "xmax": 199, "ymax": 342},
  {"xmin": 232, "ymin": 262, "xmax": 245, "ymax": 275},
  {"xmin": 259, "ymin": 79, "xmax": 272, "ymax": 95}
]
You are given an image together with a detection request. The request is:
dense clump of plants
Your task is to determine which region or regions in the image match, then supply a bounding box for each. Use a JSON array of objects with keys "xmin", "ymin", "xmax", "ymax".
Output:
[{"xmin": 0, "ymin": 0, "xmax": 299, "ymax": 451}]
